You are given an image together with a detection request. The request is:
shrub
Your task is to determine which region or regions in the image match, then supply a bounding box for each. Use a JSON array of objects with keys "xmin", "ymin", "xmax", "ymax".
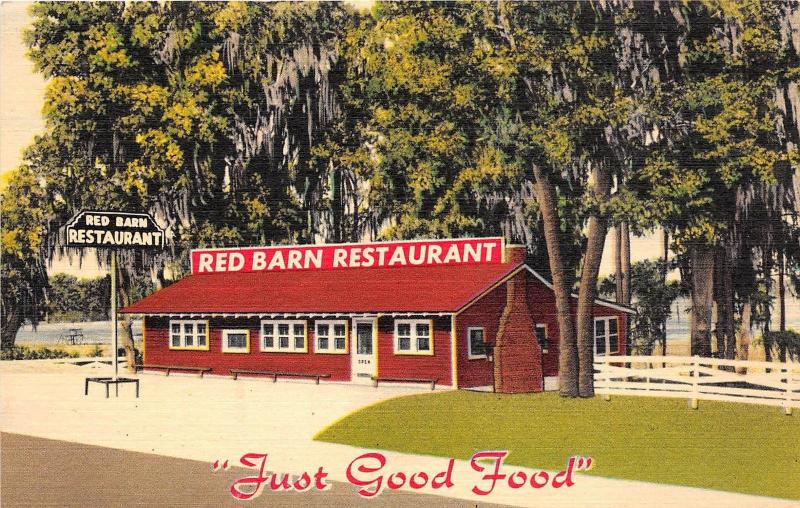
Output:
[{"xmin": 0, "ymin": 345, "xmax": 74, "ymax": 360}]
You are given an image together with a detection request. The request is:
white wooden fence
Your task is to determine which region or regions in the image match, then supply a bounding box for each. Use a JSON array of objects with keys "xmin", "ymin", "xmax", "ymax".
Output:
[{"xmin": 594, "ymin": 355, "xmax": 800, "ymax": 414}]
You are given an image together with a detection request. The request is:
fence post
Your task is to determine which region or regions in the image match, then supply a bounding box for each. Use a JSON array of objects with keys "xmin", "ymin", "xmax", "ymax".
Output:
[
  {"xmin": 690, "ymin": 356, "xmax": 699, "ymax": 410},
  {"xmin": 784, "ymin": 363, "xmax": 793, "ymax": 416},
  {"xmin": 604, "ymin": 354, "xmax": 611, "ymax": 401}
]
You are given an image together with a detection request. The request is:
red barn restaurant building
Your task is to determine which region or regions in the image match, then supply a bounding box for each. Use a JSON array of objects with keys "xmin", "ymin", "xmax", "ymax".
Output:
[{"xmin": 121, "ymin": 238, "xmax": 633, "ymax": 393}]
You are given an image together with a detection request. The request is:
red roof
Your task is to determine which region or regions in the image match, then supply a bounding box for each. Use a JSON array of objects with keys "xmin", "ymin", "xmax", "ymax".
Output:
[{"xmin": 121, "ymin": 263, "xmax": 522, "ymax": 315}]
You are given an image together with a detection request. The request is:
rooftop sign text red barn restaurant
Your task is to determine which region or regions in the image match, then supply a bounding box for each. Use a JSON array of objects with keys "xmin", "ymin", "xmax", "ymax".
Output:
[{"xmin": 190, "ymin": 238, "xmax": 503, "ymax": 274}]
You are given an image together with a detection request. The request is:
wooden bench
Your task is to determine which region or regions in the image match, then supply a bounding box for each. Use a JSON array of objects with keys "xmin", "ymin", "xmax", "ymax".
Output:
[
  {"xmin": 372, "ymin": 376, "xmax": 437, "ymax": 390},
  {"xmin": 274, "ymin": 372, "xmax": 331, "ymax": 384},
  {"xmin": 230, "ymin": 369, "xmax": 331, "ymax": 384},
  {"xmin": 230, "ymin": 369, "xmax": 274, "ymax": 381},
  {"xmin": 135, "ymin": 364, "xmax": 212, "ymax": 378}
]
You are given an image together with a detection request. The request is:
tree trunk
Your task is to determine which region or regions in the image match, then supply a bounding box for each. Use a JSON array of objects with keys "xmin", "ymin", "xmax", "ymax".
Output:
[
  {"xmin": 615, "ymin": 226, "xmax": 623, "ymax": 303},
  {"xmin": 116, "ymin": 262, "xmax": 137, "ymax": 372},
  {"xmin": 1, "ymin": 304, "xmax": 22, "ymax": 350},
  {"xmin": 531, "ymin": 164, "xmax": 579, "ymax": 397},
  {"xmin": 689, "ymin": 243, "xmax": 714, "ymax": 357},
  {"xmin": 661, "ymin": 229, "xmax": 669, "ymax": 357},
  {"xmin": 736, "ymin": 301, "xmax": 751, "ymax": 373},
  {"xmin": 722, "ymin": 253, "xmax": 736, "ymax": 360},
  {"xmin": 714, "ymin": 247, "xmax": 736, "ymax": 360},
  {"xmin": 621, "ymin": 221, "xmax": 631, "ymax": 305},
  {"xmin": 778, "ymin": 251, "xmax": 787, "ymax": 362},
  {"xmin": 763, "ymin": 249, "xmax": 773, "ymax": 362},
  {"xmin": 576, "ymin": 163, "xmax": 611, "ymax": 398},
  {"xmin": 621, "ymin": 221, "xmax": 632, "ymax": 359}
]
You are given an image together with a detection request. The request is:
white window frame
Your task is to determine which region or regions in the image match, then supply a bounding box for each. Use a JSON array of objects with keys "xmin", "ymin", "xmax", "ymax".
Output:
[
  {"xmin": 222, "ymin": 329, "xmax": 250, "ymax": 354},
  {"xmin": 535, "ymin": 323, "xmax": 549, "ymax": 354},
  {"xmin": 467, "ymin": 327, "xmax": 488, "ymax": 360},
  {"xmin": 593, "ymin": 316, "xmax": 620, "ymax": 356},
  {"xmin": 260, "ymin": 320, "xmax": 308, "ymax": 353},
  {"xmin": 393, "ymin": 319, "xmax": 434, "ymax": 356},
  {"xmin": 314, "ymin": 320, "xmax": 348, "ymax": 354},
  {"xmin": 169, "ymin": 319, "xmax": 209, "ymax": 351}
]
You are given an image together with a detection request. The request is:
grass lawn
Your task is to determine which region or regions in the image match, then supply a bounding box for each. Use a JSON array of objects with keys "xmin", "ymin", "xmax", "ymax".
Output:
[{"xmin": 315, "ymin": 391, "xmax": 800, "ymax": 500}]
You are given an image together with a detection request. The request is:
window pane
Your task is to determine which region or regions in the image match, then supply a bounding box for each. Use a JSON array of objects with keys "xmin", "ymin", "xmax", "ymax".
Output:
[
  {"xmin": 294, "ymin": 324, "xmax": 305, "ymax": 336},
  {"xmin": 197, "ymin": 335, "xmax": 206, "ymax": 347},
  {"xmin": 184, "ymin": 323, "xmax": 193, "ymax": 334},
  {"xmin": 416, "ymin": 323, "xmax": 430, "ymax": 337},
  {"xmin": 263, "ymin": 323, "xmax": 274, "ymax": 335},
  {"xmin": 318, "ymin": 337, "xmax": 329, "ymax": 350},
  {"xmin": 609, "ymin": 333, "xmax": 619, "ymax": 352},
  {"xmin": 171, "ymin": 335, "xmax": 180, "ymax": 347},
  {"xmin": 197, "ymin": 323, "xmax": 206, "ymax": 334},
  {"xmin": 357, "ymin": 323, "xmax": 372, "ymax": 354},
  {"xmin": 398, "ymin": 337, "xmax": 411, "ymax": 350},
  {"xmin": 185, "ymin": 335, "xmax": 194, "ymax": 346},
  {"xmin": 279, "ymin": 337, "xmax": 289, "ymax": 348},
  {"xmin": 333, "ymin": 324, "xmax": 346, "ymax": 337},
  {"xmin": 264, "ymin": 337, "xmax": 274, "ymax": 349},
  {"xmin": 536, "ymin": 325, "xmax": 548, "ymax": 350},
  {"xmin": 595, "ymin": 335, "xmax": 606, "ymax": 354},
  {"xmin": 469, "ymin": 329, "xmax": 484, "ymax": 356},
  {"xmin": 594, "ymin": 319, "xmax": 605, "ymax": 338},
  {"xmin": 417, "ymin": 337, "xmax": 430, "ymax": 351},
  {"xmin": 227, "ymin": 333, "xmax": 246, "ymax": 349},
  {"xmin": 334, "ymin": 337, "xmax": 346, "ymax": 350},
  {"xmin": 278, "ymin": 324, "xmax": 290, "ymax": 335},
  {"xmin": 317, "ymin": 324, "xmax": 329, "ymax": 337},
  {"xmin": 609, "ymin": 318, "xmax": 618, "ymax": 335},
  {"xmin": 294, "ymin": 336, "xmax": 305, "ymax": 350},
  {"xmin": 397, "ymin": 323, "xmax": 411, "ymax": 336},
  {"xmin": 171, "ymin": 323, "xmax": 180, "ymax": 334}
]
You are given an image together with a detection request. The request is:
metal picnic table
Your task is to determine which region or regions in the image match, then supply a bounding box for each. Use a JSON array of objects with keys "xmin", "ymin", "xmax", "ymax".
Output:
[
  {"xmin": 84, "ymin": 377, "xmax": 139, "ymax": 398},
  {"xmin": 58, "ymin": 328, "xmax": 86, "ymax": 345}
]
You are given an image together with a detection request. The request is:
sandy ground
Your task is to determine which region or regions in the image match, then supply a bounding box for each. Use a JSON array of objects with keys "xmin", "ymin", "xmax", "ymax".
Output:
[{"xmin": 1, "ymin": 359, "xmax": 796, "ymax": 507}]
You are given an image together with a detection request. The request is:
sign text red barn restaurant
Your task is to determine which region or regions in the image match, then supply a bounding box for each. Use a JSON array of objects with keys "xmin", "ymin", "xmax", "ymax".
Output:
[{"xmin": 122, "ymin": 238, "xmax": 634, "ymax": 393}]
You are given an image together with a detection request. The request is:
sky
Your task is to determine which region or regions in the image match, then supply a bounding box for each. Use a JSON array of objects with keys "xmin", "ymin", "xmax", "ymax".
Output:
[{"xmin": 0, "ymin": 1, "xmax": 672, "ymax": 280}]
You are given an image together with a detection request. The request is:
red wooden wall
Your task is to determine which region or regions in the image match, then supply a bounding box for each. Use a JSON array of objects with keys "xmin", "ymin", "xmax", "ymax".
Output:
[
  {"xmin": 144, "ymin": 316, "xmax": 351, "ymax": 381},
  {"xmin": 374, "ymin": 316, "xmax": 452, "ymax": 386}
]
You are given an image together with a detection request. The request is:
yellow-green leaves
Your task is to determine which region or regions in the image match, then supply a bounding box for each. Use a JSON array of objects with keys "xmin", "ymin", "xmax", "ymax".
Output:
[{"xmin": 184, "ymin": 52, "xmax": 227, "ymax": 89}]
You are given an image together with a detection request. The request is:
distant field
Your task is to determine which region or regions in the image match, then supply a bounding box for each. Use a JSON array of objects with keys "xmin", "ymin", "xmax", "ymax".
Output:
[{"xmin": 316, "ymin": 391, "xmax": 800, "ymax": 500}]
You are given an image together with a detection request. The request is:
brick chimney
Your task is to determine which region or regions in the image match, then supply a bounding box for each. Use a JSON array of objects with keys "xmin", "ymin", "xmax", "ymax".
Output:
[
  {"xmin": 504, "ymin": 244, "xmax": 527, "ymax": 265},
  {"xmin": 492, "ymin": 270, "xmax": 543, "ymax": 393}
]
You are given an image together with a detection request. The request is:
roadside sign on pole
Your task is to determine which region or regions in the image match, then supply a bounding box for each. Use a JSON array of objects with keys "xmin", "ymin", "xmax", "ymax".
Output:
[
  {"xmin": 65, "ymin": 210, "xmax": 165, "ymax": 249},
  {"xmin": 65, "ymin": 210, "xmax": 163, "ymax": 387}
]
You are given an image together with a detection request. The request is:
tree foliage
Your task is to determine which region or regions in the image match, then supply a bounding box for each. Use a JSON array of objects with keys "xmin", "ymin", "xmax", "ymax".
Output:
[
  {"xmin": 4, "ymin": 1, "xmax": 799, "ymax": 386},
  {"xmin": 1, "ymin": 167, "xmax": 49, "ymax": 348}
]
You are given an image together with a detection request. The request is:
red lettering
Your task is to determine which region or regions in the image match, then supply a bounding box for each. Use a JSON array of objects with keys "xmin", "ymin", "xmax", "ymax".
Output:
[
  {"xmin": 552, "ymin": 457, "xmax": 577, "ymax": 488},
  {"xmin": 508, "ymin": 471, "xmax": 527, "ymax": 488},
  {"xmin": 470, "ymin": 450, "xmax": 508, "ymax": 495},
  {"xmin": 269, "ymin": 473, "xmax": 291, "ymax": 491},
  {"xmin": 432, "ymin": 459, "xmax": 455, "ymax": 489},
  {"xmin": 314, "ymin": 466, "xmax": 330, "ymax": 491},
  {"xmin": 530, "ymin": 470, "xmax": 549, "ymax": 488},
  {"xmin": 229, "ymin": 453, "xmax": 270, "ymax": 500},
  {"xmin": 346, "ymin": 452, "xmax": 386, "ymax": 498},
  {"xmin": 387, "ymin": 472, "xmax": 406, "ymax": 490},
  {"xmin": 409, "ymin": 471, "xmax": 429, "ymax": 489},
  {"xmin": 293, "ymin": 472, "xmax": 312, "ymax": 492}
]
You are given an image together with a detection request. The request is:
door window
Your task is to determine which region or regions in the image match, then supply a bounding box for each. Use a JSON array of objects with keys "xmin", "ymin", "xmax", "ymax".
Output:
[{"xmin": 357, "ymin": 323, "xmax": 373, "ymax": 355}]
